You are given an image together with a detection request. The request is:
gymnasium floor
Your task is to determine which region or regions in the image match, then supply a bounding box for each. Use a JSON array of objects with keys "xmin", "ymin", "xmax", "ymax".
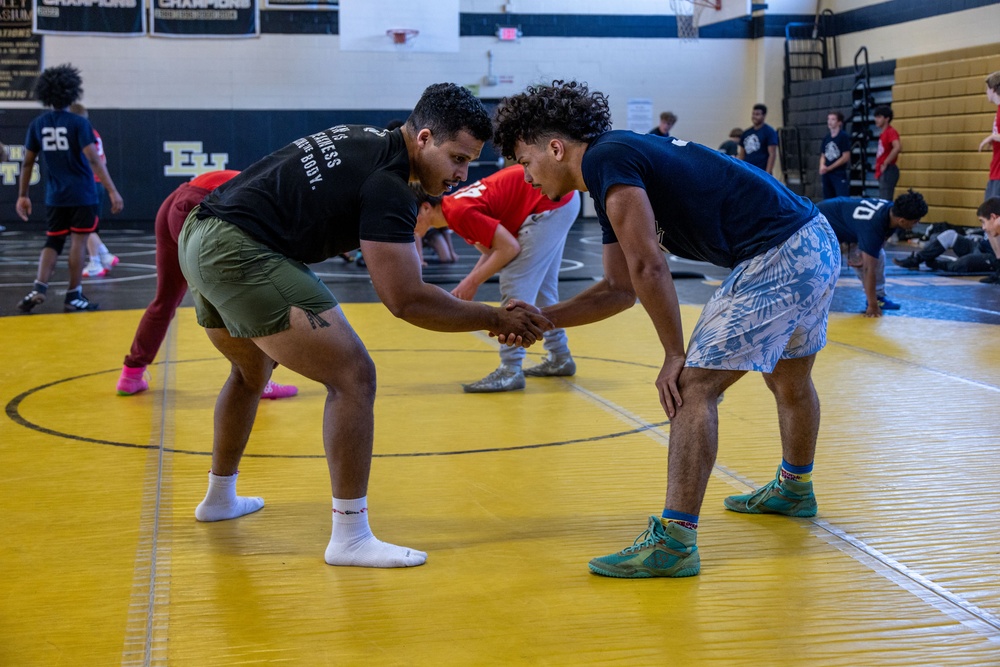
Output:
[{"xmin": 2, "ymin": 219, "xmax": 999, "ymax": 666}]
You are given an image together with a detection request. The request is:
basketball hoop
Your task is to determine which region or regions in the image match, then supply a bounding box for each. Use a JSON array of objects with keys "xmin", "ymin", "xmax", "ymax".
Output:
[
  {"xmin": 386, "ymin": 28, "xmax": 419, "ymax": 45},
  {"xmin": 670, "ymin": 0, "xmax": 720, "ymax": 41}
]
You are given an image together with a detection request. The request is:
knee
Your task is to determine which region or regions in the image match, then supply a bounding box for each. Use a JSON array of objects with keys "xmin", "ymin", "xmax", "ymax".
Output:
[
  {"xmin": 44, "ymin": 235, "xmax": 67, "ymax": 254},
  {"xmin": 327, "ymin": 352, "xmax": 376, "ymax": 400},
  {"xmin": 229, "ymin": 360, "xmax": 273, "ymax": 392},
  {"xmin": 763, "ymin": 374, "xmax": 815, "ymax": 404}
]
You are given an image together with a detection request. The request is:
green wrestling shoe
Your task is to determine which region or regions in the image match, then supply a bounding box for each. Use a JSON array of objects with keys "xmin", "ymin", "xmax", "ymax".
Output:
[
  {"xmin": 724, "ymin": 468, "xmax": 817, "ymax": 517},
  {"xmin": 588, "ymin": 516, "xmax": 700, "ymax": 578}
]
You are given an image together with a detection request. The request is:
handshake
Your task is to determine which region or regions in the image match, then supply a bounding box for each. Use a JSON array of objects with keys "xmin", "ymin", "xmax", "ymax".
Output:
[{"xmin": 489, "ymin": 299, "xmax": 554, "ymax": 347}]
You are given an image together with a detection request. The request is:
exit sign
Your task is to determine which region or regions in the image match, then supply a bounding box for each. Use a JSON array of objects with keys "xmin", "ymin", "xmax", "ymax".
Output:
[{"xmin": 496, "ymin": 26, "xmax": 520, "ymax": 41}]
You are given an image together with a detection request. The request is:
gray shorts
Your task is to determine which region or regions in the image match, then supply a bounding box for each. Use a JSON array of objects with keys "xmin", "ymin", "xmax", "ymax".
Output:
[{"xmin": 177, "ymin": 210, "xmax": 337, "ymax": 338}]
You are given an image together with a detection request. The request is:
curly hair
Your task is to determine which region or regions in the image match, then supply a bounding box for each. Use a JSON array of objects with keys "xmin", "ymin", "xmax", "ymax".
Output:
[
  {"xmin": 34, "ymin": 64, "xmax": 83, "ymax": 109},
  {"xmin": 493, "ymin": 80, "xmax": 612, "ymax": 160},
  {"xmin": 893, "ymin": 189, "xmax": 928, "ymax": 221},
  {"xmin": 407, "ymin": 83, "xmax": 492, "ymax": 143}
]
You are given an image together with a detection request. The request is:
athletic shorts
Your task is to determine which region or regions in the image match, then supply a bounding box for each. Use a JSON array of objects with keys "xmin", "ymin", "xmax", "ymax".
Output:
[
  {"xmin": 46, "ymin": 205, "xmax": 99, "ymax": 236},
  {"xmin": 177, "ymin": 210, "xmax": 338, "ymax": 338},
  {"xmin": 685, "ymin": 214, "xmax": 840, "ymax": 373}
]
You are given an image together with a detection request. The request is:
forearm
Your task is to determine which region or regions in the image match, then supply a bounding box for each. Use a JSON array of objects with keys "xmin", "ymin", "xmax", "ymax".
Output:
[
  {"xmin": 90, "ymin": 159, "xmax": 120, "ymax": 197},
  {"xmin": 17, "ymin": 157, "xmax": 34, "ymax": 197},
  {"xmin": 391, "ymin": 282, "xmax": 500, "ymax": 332},
  {"xmin": 463, "ymin": 247, "xmax": 515, "ymax": 288},
  {"xmin": 541, "ymin": 278, "xmax": 636, "ymax": 329},
  {"xmin": 831, "ymin": 153, "xmax": 851, "ymax": 170},
  {"xmin": 630, "ymin": 267, "xmax": 686, "ymax": 357}
]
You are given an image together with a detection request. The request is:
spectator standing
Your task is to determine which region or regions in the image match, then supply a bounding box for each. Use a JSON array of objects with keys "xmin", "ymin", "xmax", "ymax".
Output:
[
  {"xmin": 649, "ymin": 111, "xmax": 677, "ymax": 138},
  {"xmin": 819, "ymin": 111, "xmax": 851, "ymax": 199},
  {"xmin": 979, "ymin": 71, "xmax": 1000, "ymax": 201},
  {"xmin": 718, "ymin": 127, "xmax": 743, "ymax": 157},
  {"xmin": 738, "ymin": 103, "xmax": 779, "ymax": 174},
  {"xmin": 873, "ymin": 105, "xmax": 901, "ymax": 200}
]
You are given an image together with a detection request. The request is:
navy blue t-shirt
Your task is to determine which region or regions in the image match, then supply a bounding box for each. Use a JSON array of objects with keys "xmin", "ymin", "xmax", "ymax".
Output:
[
  {"xmin": 740, "ymin": 124, "xmax": 779, "ymax": 171},
  {"xmin": 23, "ymin": 109, "xmax": 98, "ymax": 207},
  {"xmin": 821, "ymin": 131, "xmax": 851, "ymax": 173},
  {"xmin": 816, "ymin": 197, "xmax": 892, "ymax": 257},
  {"xmin": 582, "ymin": 131, "xmax": 817, "ymax": 269}
]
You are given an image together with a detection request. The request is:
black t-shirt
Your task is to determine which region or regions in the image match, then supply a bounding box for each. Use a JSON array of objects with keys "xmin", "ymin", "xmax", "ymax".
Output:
[{"xmin": 198, "ymin": 125, "xmax": 415, "ymax": 263}]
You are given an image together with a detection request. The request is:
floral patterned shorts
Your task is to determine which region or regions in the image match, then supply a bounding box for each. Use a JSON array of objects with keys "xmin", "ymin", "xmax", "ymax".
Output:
[{"xmin": 685, "ymin": 214, "xmax": 841, "ymax": 373}]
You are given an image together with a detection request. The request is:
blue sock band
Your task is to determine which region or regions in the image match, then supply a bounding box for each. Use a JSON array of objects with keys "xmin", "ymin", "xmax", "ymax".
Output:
[
  {"xmin": 782, "ymin": 460, "xmax": 813, "ymax": 475},
  {"xmin": 661, "ymin": 509, "xmax": 699, "ymax": 524}
]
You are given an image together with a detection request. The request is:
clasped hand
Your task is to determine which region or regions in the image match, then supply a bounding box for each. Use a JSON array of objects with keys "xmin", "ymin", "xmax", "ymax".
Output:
[{"xmin": 489, "ymin": 299, "xmax": 553, "ymax": 348}]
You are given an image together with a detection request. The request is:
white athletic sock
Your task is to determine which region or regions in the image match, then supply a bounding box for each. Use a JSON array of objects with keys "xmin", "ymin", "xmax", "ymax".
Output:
[
  {"xmin": 324, "ymin": 496, "xmax": 427, "ymax": 568},
  {"xmin": 194, "ymin": 471, "xmax": 264, "ymax": 522},
  {"xmin": 97, "ymin": 243, "xmax": 109, "ymax": 255}
]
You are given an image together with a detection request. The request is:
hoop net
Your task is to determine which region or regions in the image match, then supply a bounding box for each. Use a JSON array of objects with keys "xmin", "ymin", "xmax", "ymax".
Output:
[{"xmin": 670, "ymin": 0, "xmax": 709, "ymax": 40}]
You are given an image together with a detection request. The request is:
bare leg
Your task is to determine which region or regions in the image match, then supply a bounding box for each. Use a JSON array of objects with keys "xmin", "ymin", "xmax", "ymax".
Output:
[
  {"xmin": 35, "ymin": 247, "xmax": 59, "ymax": 284},
  {"xmin": 251, "ymin": 306, "xmax": 375, "ymax": 497},
  {"xmin": 193, "ymin": 327, "xmax": 273, "ymax": 522},
  {"xmin": 204, "ymin": 327, "xmax": 274, "ymax": 475},
  {"xmin": 663, "ymin": 367, "xmax": 745, "ymax": 516},
  {"xmin": 66, "ymin": 232, "xmax": 88, "ymax": 291},
  {"xmin": 251, "ymin": 306, "xmax": 425, "ymax": 567},
  {"xmin": 761, "ymin": 354, "xmax": 820, "ymax": 467}
]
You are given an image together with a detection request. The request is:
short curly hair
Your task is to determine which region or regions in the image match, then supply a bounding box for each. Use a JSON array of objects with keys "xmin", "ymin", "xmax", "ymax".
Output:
[
  {"xmin": 34, "ymin": 64, "xmax": 83, "ymax": 109},
  {"xmin": 493, "ymin": 80, "xmax": 612, "ymax": 160},
  {"xmin": 407, "ymin": 83, "xmax": 492, "ymax": 143},
  {"xmin": 893, "ymin": 189, "xmax": 928, "ymax": 221}
]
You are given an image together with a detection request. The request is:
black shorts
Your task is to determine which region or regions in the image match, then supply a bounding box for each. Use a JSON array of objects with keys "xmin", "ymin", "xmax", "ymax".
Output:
[{"xmin": 46, "ymin": 205, "xmax": 99, "ymax": 236}]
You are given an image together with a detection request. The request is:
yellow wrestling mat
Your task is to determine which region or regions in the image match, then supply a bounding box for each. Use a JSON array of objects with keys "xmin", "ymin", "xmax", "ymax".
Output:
[{"xmin": 2, "ymin": 304, "xmax": 999, "ymax": 665}]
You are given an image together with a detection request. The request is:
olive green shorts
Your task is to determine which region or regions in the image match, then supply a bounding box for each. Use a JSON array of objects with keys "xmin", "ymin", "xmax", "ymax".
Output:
[{"xmin": 177, "ymin": 210, "xmax": 338, "ymax": 338}]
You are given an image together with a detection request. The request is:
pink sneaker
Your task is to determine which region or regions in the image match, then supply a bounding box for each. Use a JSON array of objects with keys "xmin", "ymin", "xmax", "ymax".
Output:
[
  {"xmin": 101, "ymin": 253, "xmax": 120, "ymax": 270},
  {"xmin": 117, "ymin": 365, "xmax": 149, "ymax": 395},
  {"xmin": 261, "ymin": 379, "xmax": 298, "ymax": 399}
]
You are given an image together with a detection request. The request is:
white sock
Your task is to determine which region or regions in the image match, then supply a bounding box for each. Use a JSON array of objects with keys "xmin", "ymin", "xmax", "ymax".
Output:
[
  {"xmin": 324, "ymin": 496, "xmax": 427, "ymax": 568},
  {"xmin": 97, "ymin": 243, "xmax": 109, "ymax": 255},
  {"xmin": 194, "ymin": 471, "xmax": 264, "ymax": 522},
  {"xmin": 89, "ymin": 254, "xmax": 101, "ymax": 264}
]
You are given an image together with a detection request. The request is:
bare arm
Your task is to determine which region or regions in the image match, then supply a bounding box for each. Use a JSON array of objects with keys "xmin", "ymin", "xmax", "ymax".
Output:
[
  {"xmin": 737, "ymin": 145, "xmax": 746, "ymax": 161},
  {"xmin": 765, "ymin": 144, "xmax": 777, "ymax": 174},
  {"xmin": 16, "ymin": 149, "xmax": 37, "ymax": 221},
  {"xmin": 83, "ymin": 143, "xmax": 123, "ymax": 214},
  {"xmin": 360, "ymin": 238, "xmax": 550, "ymax": 345},
  {"xmin": 452, "ymin": 225, "xmax": 520, "ymax": 301},
  {"xmin": 861, "ymin": 251, "xmax": 882, "ymax": 318},
  {"xmin": 980, "ymin": 132, "xmax": 1000, "ymax": 151},
  {"xmin": 540, "ymin": 185, "xmax": 686, "ymax": 415},
  {"xmin": 885, "ymin": 137, "xmax": 902, "ymax": 167}
]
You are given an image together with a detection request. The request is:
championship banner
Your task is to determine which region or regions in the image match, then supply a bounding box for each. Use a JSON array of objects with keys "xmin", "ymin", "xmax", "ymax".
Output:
[
  {"xmin": 33, "ymin": 0, "xmax": 144, "ymax": 35},
  {"xmin": 0, "ymin": 1, "xmax": 42, "ymax": 101},
  {"xmin": 151, "ymin": 0, "xmax": 259, "ymax": 38},
  {"xmin": 264, "ymin": 0, "xmax": 336, "ymax": 10}
]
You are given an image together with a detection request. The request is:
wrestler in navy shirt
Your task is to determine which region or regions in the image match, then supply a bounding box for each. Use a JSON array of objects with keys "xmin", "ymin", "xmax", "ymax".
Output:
[
  {"xmin": 816, "ymin": 197, "xmax": 892, "ymax": 256},
  {"xmin": 582, "ymin": 131, "xmax": 817, "ymax": 269}
]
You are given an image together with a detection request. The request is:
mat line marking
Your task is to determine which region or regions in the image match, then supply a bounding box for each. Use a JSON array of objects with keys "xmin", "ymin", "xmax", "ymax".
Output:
[
  {"xmin": 558, "ymin": 371, "xmax": 1000, "ymax": 642},
  {"xmin": 121, "ymin": 323, "xmax": 176, "ymax": 667}
]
